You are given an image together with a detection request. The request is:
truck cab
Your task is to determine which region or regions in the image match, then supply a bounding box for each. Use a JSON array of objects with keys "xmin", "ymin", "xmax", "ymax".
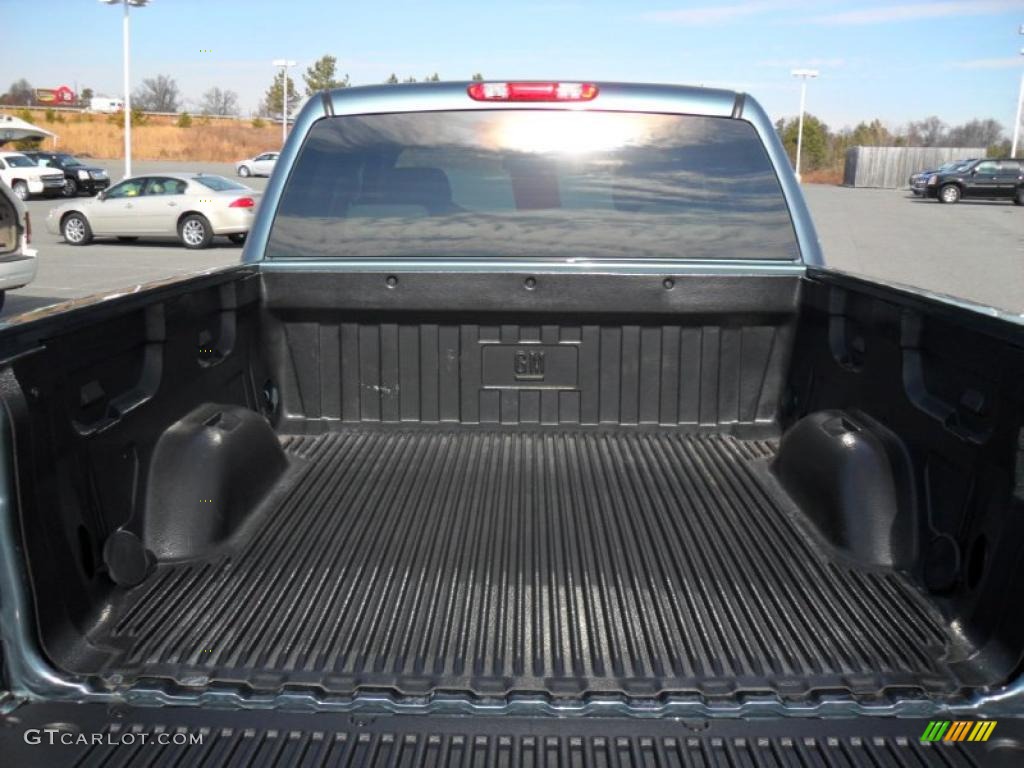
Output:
[{"xmin": 0, "ymin": 151, "xmax": 66, "ymax": 200}]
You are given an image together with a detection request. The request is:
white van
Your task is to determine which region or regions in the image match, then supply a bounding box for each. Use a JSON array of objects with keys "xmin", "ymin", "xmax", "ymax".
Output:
[{"xmin": 88, "ymin": 97, "xmax": 125, "ymax": 113}]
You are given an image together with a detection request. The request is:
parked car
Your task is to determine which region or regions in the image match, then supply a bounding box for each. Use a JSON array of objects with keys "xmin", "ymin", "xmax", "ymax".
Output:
[
  {"xmin": 2, "ymin": 81, "xmax": 1024, "ymax": 762},
  {"xmin": 45, "ymin": 172, "xmax": 259, "ymax": 248},
  {"xmin": 908, "ymin": 158, "xmax": 975, "ymax": 196},
  {"xmin": 0, "ymin": 151, "xmax": 66, "ymax": 200},
  {"xmin": 0, "ymin": 176, "xmax": 37, "ymax": 312},
  {"xmin": 20, "ymin": 151, "xmax": 110, "ymax": 197},
  {"xmin": 235, "ymin": 151, "xmax": 279, "ymax": 177},
  {"xmin": 925, "ymin": 158, "xmax": 1024, "ymax": 204}
]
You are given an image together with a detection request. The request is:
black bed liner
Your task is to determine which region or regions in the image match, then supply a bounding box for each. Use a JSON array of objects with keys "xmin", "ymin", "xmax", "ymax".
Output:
[
  {"xmin": 64, "ymin": 429, "xmax": 972, "ymax": 702},
  {"xmin": 4, "ymin": 701, "xmax": 1016, "ymax": 767}
]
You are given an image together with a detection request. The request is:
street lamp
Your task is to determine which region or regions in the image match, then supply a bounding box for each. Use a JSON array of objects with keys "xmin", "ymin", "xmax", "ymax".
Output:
[
  {"xmin": 99, "ymin": 0, "xmax": 150, "ymax": 179},
  {"xmin": 790, "ymin": 68, "xmax": 819, "ymax": 182},
  {"xmin": 272, "ymin": 59, "xmax": 297, "ymax": 146},
  {"xmin": 1011, "ymin": 25, "xmax": 1024, "ymax": 158}
]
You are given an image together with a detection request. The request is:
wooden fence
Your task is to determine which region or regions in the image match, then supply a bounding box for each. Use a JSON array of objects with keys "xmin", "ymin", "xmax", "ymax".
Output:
[{"xmin": 843, "ymin": 146, "xmax": 986, "ymax": 188}]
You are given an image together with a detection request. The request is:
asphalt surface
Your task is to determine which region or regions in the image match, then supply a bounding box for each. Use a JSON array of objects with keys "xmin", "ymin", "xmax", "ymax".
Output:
[
  {"xmin": 807, "ymin": 185, "xmax": 1024, "ymax": 316},
  {"xmin": 4, "ymin": 160, "xmax": 1023, "ymax": 318}
]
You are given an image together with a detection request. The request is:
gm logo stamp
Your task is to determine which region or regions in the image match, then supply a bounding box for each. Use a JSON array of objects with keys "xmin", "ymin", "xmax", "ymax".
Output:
[
  {"xmin": 514, "ymin": 349, "xmax": 545, "ymax": 381},
  {"xmin": 481, "ymin": 344, "xmax": 578, "ymax": 390},
  {"xmin": 921, "ymin": 720, "xmax": 996, "ymax": 743}
]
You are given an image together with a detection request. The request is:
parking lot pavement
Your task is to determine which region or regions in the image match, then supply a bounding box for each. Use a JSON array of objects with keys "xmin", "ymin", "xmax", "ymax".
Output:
[
  {"xmin": 803, "ymin": 185, "xmax": 1024, "ymax": 316},
  {"xmin": 2, "ymin": 163, "xmax": 1022, "ymax": 319}
]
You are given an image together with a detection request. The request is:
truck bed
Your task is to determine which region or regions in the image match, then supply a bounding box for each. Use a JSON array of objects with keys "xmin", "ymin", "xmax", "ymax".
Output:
[
  {"xmin": 82, "ymin": 428, "xmax": 958, "ymax": 700},
  {"xmin": 4, "ymin": 267, "xmax": 1022, "ymax": 716}
]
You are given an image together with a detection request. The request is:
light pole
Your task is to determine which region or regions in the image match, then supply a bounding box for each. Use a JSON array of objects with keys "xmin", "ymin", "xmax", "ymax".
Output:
[
  {"xmin": 1011, "ymin": 25, "xmax": 1024, "ymax": 158},
  {"xmin": 272, "ymin": 59, "xmax": 297, "ymax": 146},
  {"xmin": 100, "ymin": 0, "xmax": 150, "ymax": 179},
  {"xmin": 790, "ymin": 68, "xmax": 819, "ymax": 182}
]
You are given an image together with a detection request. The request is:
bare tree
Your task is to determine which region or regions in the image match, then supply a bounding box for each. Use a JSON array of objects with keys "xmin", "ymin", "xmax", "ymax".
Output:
[
  {"xmin": 133, "ymin": 75, "xmax": 181, "ymax": 113},
  {"xmin": 904, "ymin": 116, "xmax": 946, "ymax": 147},
  {"xmin": 945, "ymin": 119, "xmax": 1003, "ymax": 148},
  {"xmin": 5, "ymin": 79, "xmax": 34, "ymax": 106},
  {"xmin": 200, "ymin": 87, "xmax": 239, "ymax": 116}
]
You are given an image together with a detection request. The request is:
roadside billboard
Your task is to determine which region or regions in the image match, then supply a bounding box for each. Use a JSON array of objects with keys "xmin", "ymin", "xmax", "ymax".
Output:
[{"xmin": 34, "ymin": 86, "xmax": 77, "ymax": 105}]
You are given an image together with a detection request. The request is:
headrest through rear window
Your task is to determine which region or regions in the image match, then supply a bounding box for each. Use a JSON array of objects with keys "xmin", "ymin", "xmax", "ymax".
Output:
[{"xmin": 385, "ymin": 167, "xmax": 453, "ymax": 212}]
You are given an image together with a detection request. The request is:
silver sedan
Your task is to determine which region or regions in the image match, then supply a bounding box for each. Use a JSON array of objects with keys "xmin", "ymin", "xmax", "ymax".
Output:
[
  {"xmin": 45, "ymin": 173, "xmax": 261, "ymax": 249},
  {"xmin": 235, "ymin": 152, "xmax": 279, "ymax": 178}
]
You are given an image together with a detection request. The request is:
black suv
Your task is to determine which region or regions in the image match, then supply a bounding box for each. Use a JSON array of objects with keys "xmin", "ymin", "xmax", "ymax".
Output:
[
  {"xmin": 908, "ymin": 158, "xmax": 976, "ymax": 195},
  {"xmin": 19, "ymin": 151, "xmax": 110, "ymax": 198},
  {"xmin": 925, "ymin": 158, "xmax": 1023, "ymax": 205}
]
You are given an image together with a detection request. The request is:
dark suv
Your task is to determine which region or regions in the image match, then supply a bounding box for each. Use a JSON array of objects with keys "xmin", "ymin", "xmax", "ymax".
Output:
[
  {"xmin": 908, "ymin": 158, "xmax": 975, "ymax": 195},
  {"xmin": 20, "ymin": 151, "xmax": 110, "ymax": 198},
  {"xmin": 925, "ymin": 157, "xmax": 1023, "ymax": 204}
]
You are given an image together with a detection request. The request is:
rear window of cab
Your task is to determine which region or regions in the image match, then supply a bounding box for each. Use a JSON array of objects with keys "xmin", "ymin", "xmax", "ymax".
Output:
[{"xmin": 266, "ymin": 110, "xmax": 799, "ymax": 261}]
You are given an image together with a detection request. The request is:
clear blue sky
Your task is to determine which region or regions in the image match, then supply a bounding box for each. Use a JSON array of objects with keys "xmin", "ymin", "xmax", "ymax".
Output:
[{"xmin": 3, "ymin": 0, "xmax": 1023, "ymax": 135}]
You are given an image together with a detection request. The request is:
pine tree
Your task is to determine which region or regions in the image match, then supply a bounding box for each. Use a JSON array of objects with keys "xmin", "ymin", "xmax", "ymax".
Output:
[
  {"xmin": 303, "ymin": 55, "xmax": 350, "ymax": 95},
  {"xmin": 263, "ymin": 71, "xmax": 299, "ymax": 117}
]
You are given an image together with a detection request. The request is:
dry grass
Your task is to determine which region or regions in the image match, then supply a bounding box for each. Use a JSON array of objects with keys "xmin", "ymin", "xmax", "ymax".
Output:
[
  {"xmin": 3, "ymin": 109, "xmax": 280, "ymax": 162},
  {"xmin": 801, "ymin": 166, "xmax": 844, "ymax": 185}
]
